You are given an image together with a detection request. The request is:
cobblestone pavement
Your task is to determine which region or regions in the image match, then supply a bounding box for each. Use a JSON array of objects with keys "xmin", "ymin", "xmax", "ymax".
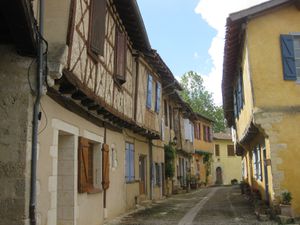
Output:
[{"xmin": 105, "ymin": 186, "xmax": 278, "ymax": 225}]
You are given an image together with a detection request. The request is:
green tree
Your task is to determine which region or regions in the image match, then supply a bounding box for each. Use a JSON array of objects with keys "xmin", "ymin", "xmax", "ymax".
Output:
[{"xmin": 180, "ymin": 71, "xmax": 226, "ymax": 133}]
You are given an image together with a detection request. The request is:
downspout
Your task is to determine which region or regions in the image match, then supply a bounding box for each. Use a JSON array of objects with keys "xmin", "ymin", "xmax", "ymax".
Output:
[
  {"xmin": 103, "ymin": 126, "xmax": 108, "ymax": 218},
  {"xmin": 30, "ymin": 0, "xmax": 44, "ymax": 225},
  {"xmin": 149, "ymin": 139, "xmax": 153, "ymax": 200}
]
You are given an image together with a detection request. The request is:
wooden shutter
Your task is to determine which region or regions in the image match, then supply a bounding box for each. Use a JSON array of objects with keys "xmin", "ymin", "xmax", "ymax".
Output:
[
  {"xmin": 215, "ymin": 144, "xmax": 220, "ymax": 156},
  {"xmin": 78, "ymin": 137, "xmax": 90, "ymax": 193},
  {"xmin": 102, "ymin": 144, "xmax": 110, "ymax": 190},
  {"xmin": 280, "ymin": 34, "xmax": 297, "ymax": 80},
  {"xmin": 155, "ymin": 82, "xmax": 161, "ymax": 112},
  {"xmin": 129, "ymin": 144, "xmax": 135, "ymax": 181},
  {"xmin": 227, "ymin": 145, "xmax": 235, "ymax": 156},
  {"xmin": 146, "ymin": 75, "xmax": 153, "ymax": 108},
  {"xmin": 115, "ymin": 28, "xmax": 127, "ymax": 84},
  {"xmin": 89, "ymin": 0, "xmax": 106, "ymax": 56},
  {"xmin": 198, "ymin": 123, "xmax": 201, "ymax": 140}
]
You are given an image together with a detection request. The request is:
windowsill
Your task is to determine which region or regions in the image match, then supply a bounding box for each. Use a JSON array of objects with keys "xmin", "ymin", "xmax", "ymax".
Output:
[
  {"xmin": 126, "ymin": 180, "xmax": 139, "ymax": 184},
  {"xmin": 87, "ymin": 187, "xmax": 102, "ymax": 194}
]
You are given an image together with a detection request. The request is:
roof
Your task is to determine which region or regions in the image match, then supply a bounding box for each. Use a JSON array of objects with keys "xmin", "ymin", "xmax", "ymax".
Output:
[
  {"xmin": 222, "ymin": 0, "xmax": 295, "ymax": 126},
  {"xmin": 113, "ymin": 1, "xmax": 182, "ymax": 91},
  {"xmin": 213, "ymin": 131, "xmax": 232, "ymax": 140},
  {"xmin": 113, "ymin": 0, "xmax": 151, "ymax": 52}
]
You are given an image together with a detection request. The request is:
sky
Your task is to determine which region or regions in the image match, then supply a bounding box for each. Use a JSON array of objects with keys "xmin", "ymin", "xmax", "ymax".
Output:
[{"xmin": 137, "ymin": 0, "xmax": 269, "ymax": 105}]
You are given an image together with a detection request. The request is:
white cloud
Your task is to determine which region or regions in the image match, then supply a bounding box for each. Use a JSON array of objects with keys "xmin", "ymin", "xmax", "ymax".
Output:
[
  {"xmin": 193, "ymin": 52, "xmax": 199, "ymax": 59},
  {"xmin": 194, "ymin": 0, "xmax": 269, "ymax": 105}
]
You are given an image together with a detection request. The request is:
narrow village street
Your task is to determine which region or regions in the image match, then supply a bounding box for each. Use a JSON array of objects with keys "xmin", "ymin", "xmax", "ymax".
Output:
[{"xmin": 105, "ymin": 186, "xmax": 277, "ymax": 225}]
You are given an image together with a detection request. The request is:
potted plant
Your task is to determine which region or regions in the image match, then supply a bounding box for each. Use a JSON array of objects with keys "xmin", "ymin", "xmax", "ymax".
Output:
[{"xmin": 280, "ymin": 191, "xmax": 294, "ymax": 217}]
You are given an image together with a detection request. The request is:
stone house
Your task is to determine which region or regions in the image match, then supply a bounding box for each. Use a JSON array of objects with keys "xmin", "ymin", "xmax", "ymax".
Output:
[
  {"xmin": 212, "ymin": 131, "xmax": 242, "ymax": 185},
  {"xmin": 222, "ymin": 0, "xmax": 300, "ymax": 216}
]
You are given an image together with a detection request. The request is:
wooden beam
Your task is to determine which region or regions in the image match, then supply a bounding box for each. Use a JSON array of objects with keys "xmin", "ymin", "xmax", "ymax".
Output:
[{"xmin": 72, "ymin": 91, "xmax": 87, "ymax": 100}]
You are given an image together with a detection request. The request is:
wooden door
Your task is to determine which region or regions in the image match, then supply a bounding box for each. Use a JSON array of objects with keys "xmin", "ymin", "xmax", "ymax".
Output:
[{"xmin": 139, "ymin": 155, "xmax": 146, "ymax": 195}]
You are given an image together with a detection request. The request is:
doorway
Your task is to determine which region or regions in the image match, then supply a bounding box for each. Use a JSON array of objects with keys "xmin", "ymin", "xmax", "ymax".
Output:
[
  {"xmin": 216, "ymin": 167, "xmax": 223, "ymax": 185},
  {"xmin": 57, "ymin": 132, "xmax": 76, "ymax": 225},
  {"xmin": 139, "ymin": 155, "xmax": 147, "ymax": 195}
]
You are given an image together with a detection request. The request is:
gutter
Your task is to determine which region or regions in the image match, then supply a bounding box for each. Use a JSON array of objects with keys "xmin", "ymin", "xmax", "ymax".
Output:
[{"xmin": 30, "ymin": 0, "xmax": 44, "ymax": 224}]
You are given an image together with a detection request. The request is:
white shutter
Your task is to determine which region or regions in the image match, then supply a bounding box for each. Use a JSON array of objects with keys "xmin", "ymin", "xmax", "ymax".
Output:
[
  {"xmin": 184, "ymin": 119, "xmax": 189, "ymax": 140},
  {"xmin": 190, "ymin": 121, "xmax": 194, "ymax": 142}
]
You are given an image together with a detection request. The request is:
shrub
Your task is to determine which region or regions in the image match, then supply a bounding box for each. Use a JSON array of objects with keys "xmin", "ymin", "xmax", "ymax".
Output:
[{"xmin": 281, "ymin": 191, "xmax": 292, "ymax": 205}]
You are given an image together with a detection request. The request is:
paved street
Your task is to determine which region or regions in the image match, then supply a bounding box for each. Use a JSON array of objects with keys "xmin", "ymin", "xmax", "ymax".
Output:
[{"xmin": 105, "ymin": 186, "xmax": 277, "ymax": 225}]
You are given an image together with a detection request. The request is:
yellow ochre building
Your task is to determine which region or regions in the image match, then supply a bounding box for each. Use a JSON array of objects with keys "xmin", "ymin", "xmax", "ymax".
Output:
[{"xmin": 222, "ymin": 0, "xmax": 300, "ymax": 217}]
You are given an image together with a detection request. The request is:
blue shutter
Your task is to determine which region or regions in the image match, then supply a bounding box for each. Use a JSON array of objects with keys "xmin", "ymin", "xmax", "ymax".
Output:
[
  {"xmin": 146, "ymin": 75, "xmax": 153, "ymax": 108},
  {"xmin": 130, "ymin": 144, "xmax": 134, "ymax": 181},
  {"xmin": 280, "ymin": 35, "xmax": 297, "ymax": 80},
  {"xmin": 125, "ymin": 143, "xmax": 129, "ymax": 182},
  {"xmin": 155, "ymin": 82, "xmax": 161, "ymax": 112}
]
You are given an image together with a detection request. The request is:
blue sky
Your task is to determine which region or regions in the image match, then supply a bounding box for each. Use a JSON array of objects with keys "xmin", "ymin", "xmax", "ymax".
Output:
[
  {"xmin": 137, "ymin": 0, "xmax": 216, "ymax": 76},
  {"xmin": 137, "ymin": 0, "xmax": 269, "ymax": 105}
]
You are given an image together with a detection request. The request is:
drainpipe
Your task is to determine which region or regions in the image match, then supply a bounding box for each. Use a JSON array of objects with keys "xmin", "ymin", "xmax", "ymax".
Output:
[
  {"xmin": 149, "ymin": 139, "xmax": 153, "ymax": 200},
  {"xmin": 30, "ymin": 0, "xmax": 44, "ymax": 225}
]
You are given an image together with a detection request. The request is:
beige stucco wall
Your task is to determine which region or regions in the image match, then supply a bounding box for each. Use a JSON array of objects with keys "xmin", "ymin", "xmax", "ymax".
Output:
[{"xmin": 212, "ymin": 139, "xmax": 242, "ymax": 185}]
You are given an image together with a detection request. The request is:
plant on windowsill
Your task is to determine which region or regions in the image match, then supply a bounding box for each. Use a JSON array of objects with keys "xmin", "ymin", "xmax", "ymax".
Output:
[{"xmin": 279, "ymin": 191, "xmax": 294, "ymax": 218}]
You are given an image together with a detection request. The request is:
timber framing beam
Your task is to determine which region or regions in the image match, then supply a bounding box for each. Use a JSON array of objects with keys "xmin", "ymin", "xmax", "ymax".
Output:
[{"xmin": 50, "ymin": 72, "xmax": 160, "ymax": 140}]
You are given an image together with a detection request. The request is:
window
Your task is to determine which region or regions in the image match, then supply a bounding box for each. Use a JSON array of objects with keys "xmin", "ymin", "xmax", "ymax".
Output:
[
  {"xmin": 280, "ymin": 34, "xmax": 300, "ymax": 81},
  {"xmin": 227, "ymin": 145, "xmax": 235, "ymax": 156},
  {"xmin": 114, "ymin": 28, "xmax": 127, "ymax": 85},
  {"xmin": 215, "ymin": 144, "xmax": 220, "ymax": 156},
  {"xmin": 88, "ymin": 0, "xmax": 106, "ymax": 57},
  {"xmin": 78, "ymin": 137, "xmax": 102, "ymax": 193},
  {"xmin": 233, "ymin": 70, "xmax": 244, "ymax": 118},
  {"xmin": 125, "ymin": 143, "xmax": 135, "ymax": 182},
  {"xmin": 155, "ymin": 82, "xmax": 161, "ymax": 112},
  {"xmin": 169, "ymin": 105, "xmax": 173, "ymax": 129},
  {"xmin": 146, "ymin": 74, "xmax": 153, "ymax": 108},
  {"xmin": 164, "ymin": 100, "xmax": 168, "ymax": 126},
  {"xmin": 252, "ymin": 145, "xmax": 262, "ymax": 181}
]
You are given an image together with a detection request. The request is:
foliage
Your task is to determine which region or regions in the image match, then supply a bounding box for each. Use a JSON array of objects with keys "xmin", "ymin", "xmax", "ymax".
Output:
[
  {"xmin": 180, "ymin": 71, "xmax": 226, "ymax": 132},
  {"xmin": 281, "ymin": 191, "xmax": 292, "ymax": 205},
  {"xmin": 164, "ymin": 144, "xmax": 176, "ymax": 178}
]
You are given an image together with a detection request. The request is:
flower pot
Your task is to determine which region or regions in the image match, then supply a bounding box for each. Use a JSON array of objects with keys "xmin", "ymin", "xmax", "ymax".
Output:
[{"xmin": 280, "ymin": 204, "xmax": 294, "ymax": 217}]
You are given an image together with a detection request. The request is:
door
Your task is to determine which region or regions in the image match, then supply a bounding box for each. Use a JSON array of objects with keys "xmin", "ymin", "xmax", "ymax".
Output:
[
  {"xmin": 139, "ymin": 155, "xmax": 147, "ymax": 195},
  {"xmin": 216, "ymin": 167, "xmax": 223, "ymax": 185},
  {"xmin": 263, "ymin": 146, "xmax": 270, "ymax": 204},
  {"xmin": 161, "ymin": 163, "xmax": 165, "ymax": 196}
]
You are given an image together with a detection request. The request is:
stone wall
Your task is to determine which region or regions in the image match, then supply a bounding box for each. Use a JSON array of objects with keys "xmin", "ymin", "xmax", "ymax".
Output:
[{"xmin": 0, "ymin": 45, "xmax": 34, "ymax": 225}]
